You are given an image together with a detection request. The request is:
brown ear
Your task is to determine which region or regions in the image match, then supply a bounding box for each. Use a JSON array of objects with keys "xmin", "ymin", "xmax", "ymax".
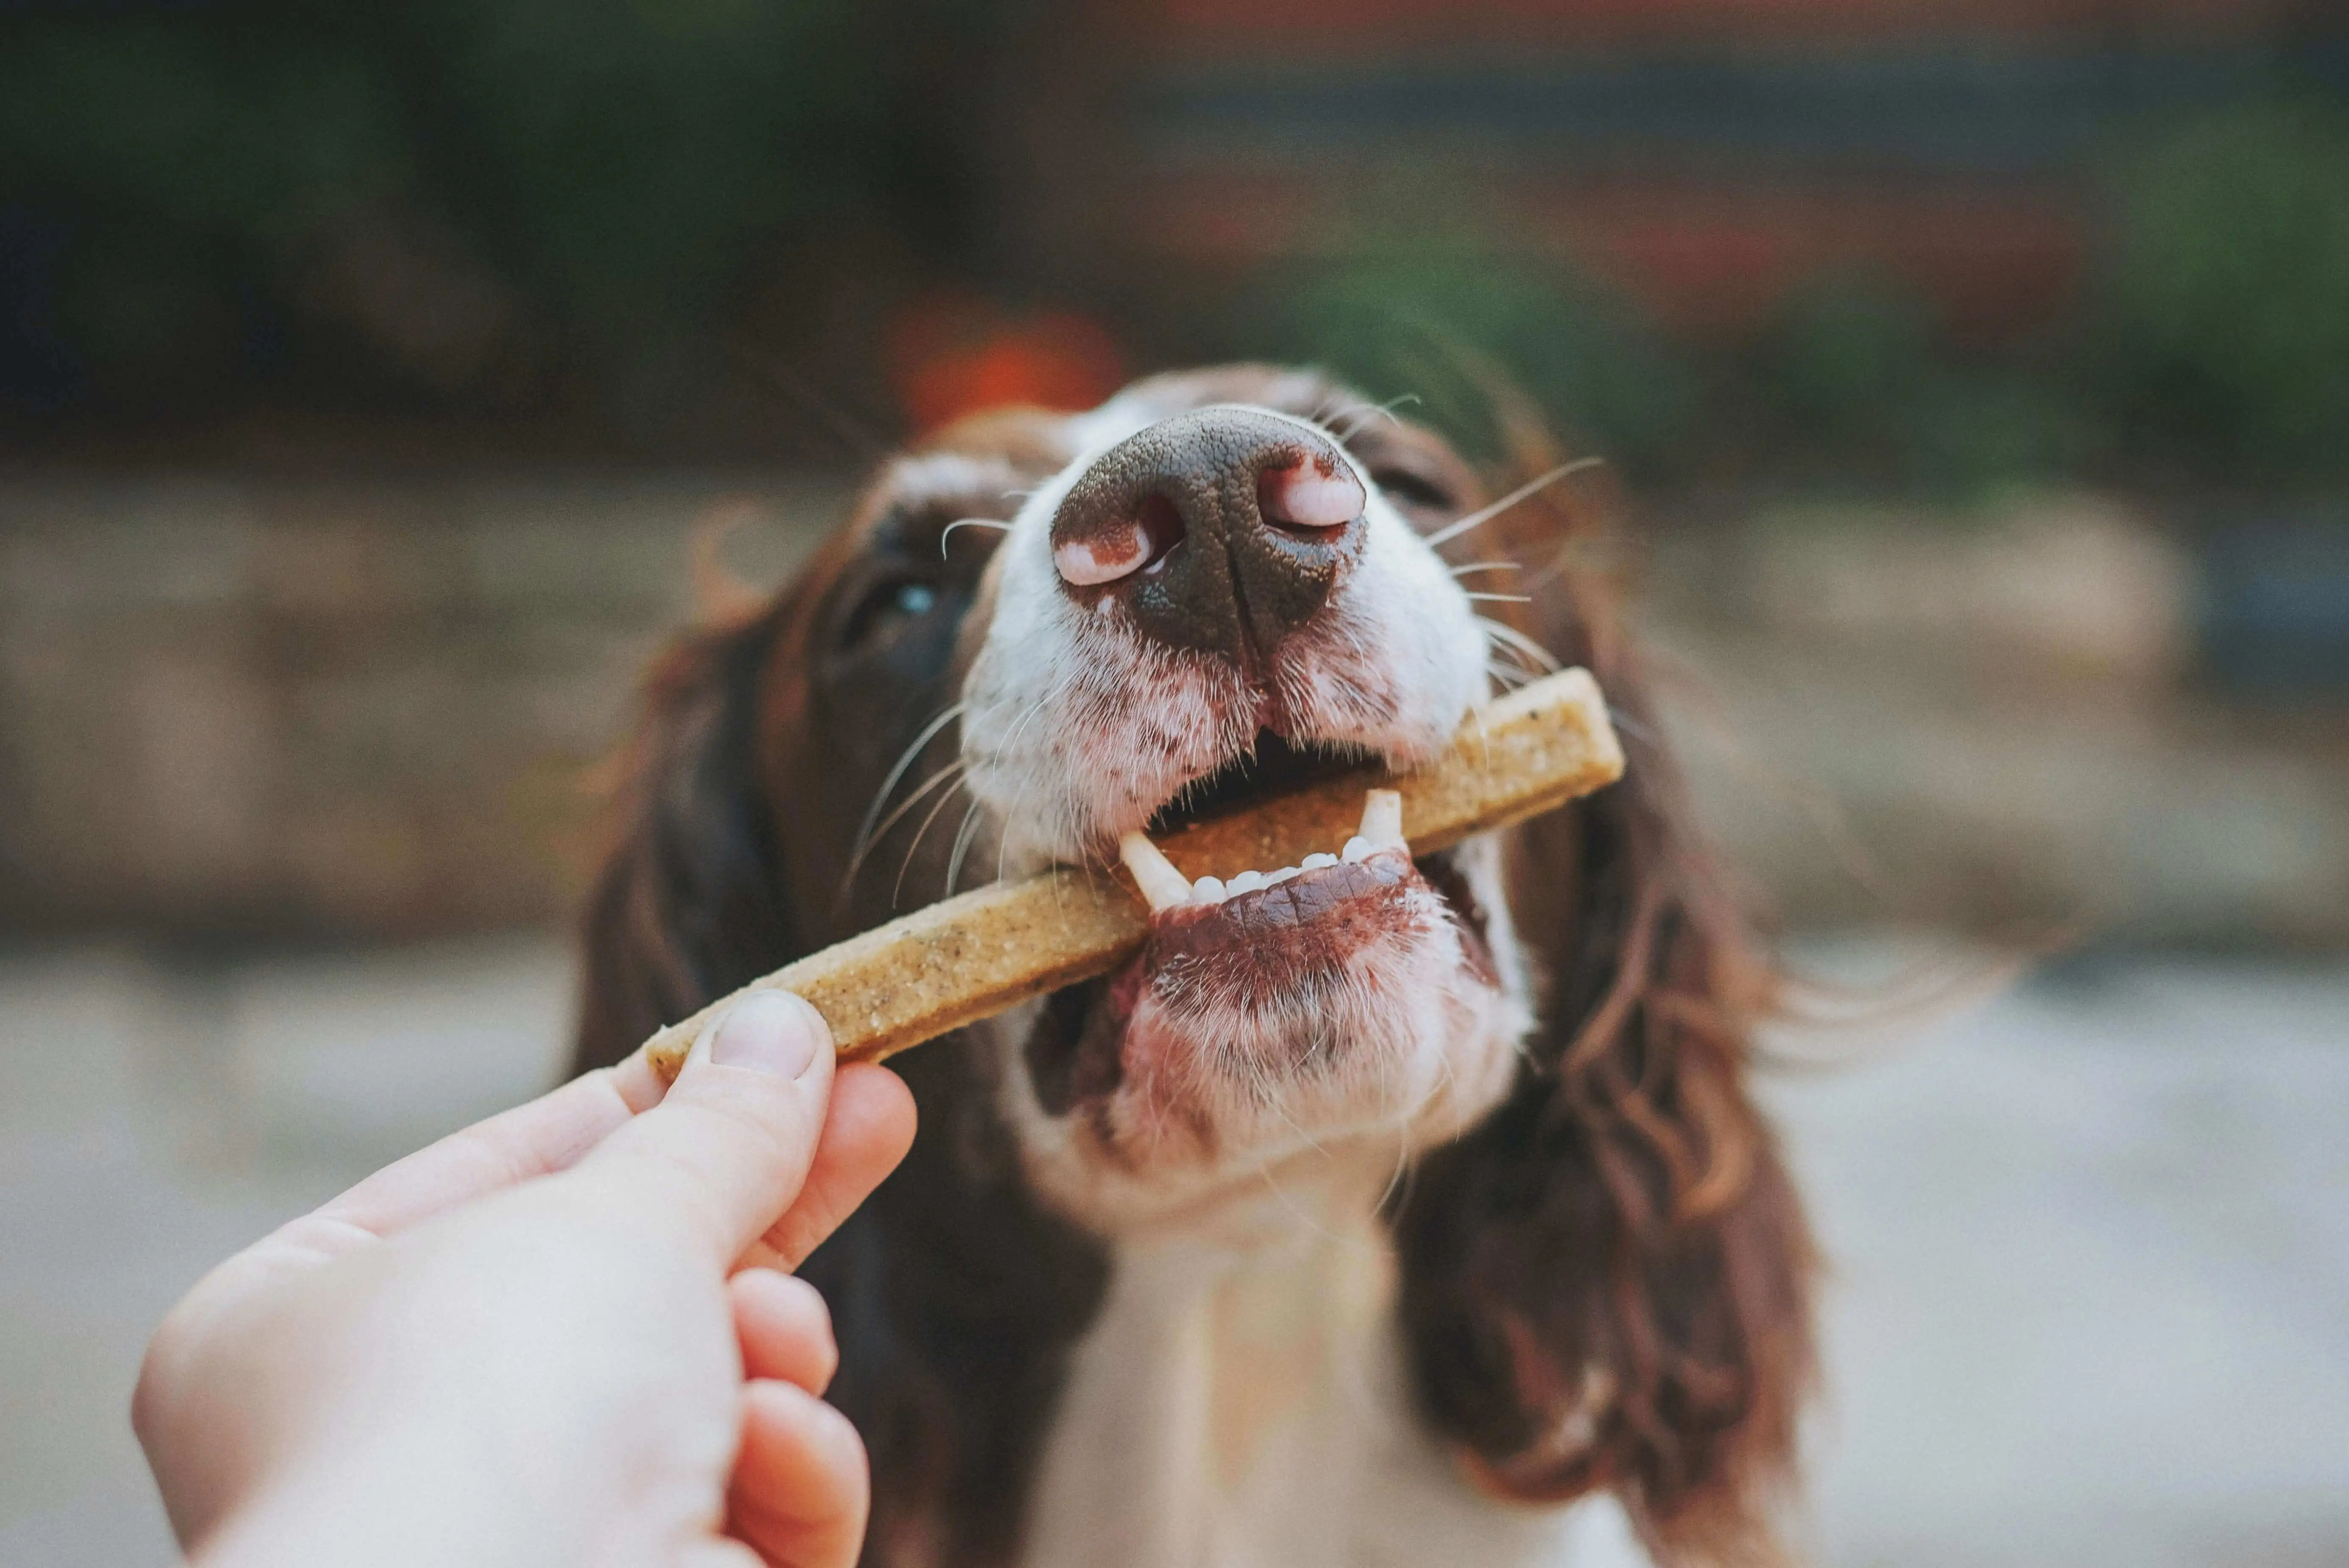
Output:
[
  {"xmin": 1389, "ymin": 453, "xmax": 1816, "ymax": 1563},
  {"xmin": 570, "ymin": 597, "xmax": 805, "ymax": 1076}
]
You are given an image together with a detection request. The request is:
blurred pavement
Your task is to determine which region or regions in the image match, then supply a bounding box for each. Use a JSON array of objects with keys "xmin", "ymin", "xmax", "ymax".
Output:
[{"xmin": 2, "ymin": 939, "xmax": 2344, "ymax": 1567}]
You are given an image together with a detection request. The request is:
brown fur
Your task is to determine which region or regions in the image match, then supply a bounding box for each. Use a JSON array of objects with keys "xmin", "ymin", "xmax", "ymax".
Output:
[
  {"xmin": 1390, "ymin": 425, "xmax": 1816, "ymax": 1562},
  {"xmin": 572, "ymin": 367, "xmax": 1814, "ymax": 1567}
]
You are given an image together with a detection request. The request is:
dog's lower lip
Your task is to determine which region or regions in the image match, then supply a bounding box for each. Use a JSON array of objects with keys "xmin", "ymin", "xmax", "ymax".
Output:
[
  {"xmin": 1041, "ymin": 845, "xmax": 1473, "ymax": 1005},
  {"xmin": 1147, "ymin": 849, "xmax": 1411, "ymax": 954}
]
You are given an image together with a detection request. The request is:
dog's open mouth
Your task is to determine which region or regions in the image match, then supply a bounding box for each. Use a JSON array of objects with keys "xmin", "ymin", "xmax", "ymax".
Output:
[
  {"xmin": 1024, "ymin": 739, "xmax": 1500, "ymax": 1122},
  {"xmin": 1121, "ymin": 777, "xmax": 1494, "ymax": 999}
]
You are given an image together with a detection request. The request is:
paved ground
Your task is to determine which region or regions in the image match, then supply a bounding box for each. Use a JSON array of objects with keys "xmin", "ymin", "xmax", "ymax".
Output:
[{"xmin": 2, "ymin": 938, "xmax": 2343, "ymax": 1566}]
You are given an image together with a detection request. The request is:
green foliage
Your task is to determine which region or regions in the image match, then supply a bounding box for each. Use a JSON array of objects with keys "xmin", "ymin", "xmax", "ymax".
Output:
[
  {"xmin": 2099, "ymin": 99, "xmax": 2349, "ymax": 474},
  {"xmin": 1761, "ymin": 275, "xmax": 2081, "ymax": 499},
  {"xmin": 0, "ymin": 4, "xmax": 952, "ymax": 405},
  {"xmin": 416, "ymin": 0, "xmax": 880, "ymax": 316},
  {"xmin": 1768, "ymin": 279, "xmax": 1937, "ymax": 446},
  {"xmin": 0, "ymin": 24, "xmax": 407, "ymax": 387},
  {"xmin": 1259, "ymin": 249, "xmax": 1694, "ymax": 476}
]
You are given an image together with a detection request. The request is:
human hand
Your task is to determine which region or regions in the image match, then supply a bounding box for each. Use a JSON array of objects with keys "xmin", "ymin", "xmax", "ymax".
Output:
[{"xmin": 132, "ymin": 990, "xmax": 915, "ymax": 1568}]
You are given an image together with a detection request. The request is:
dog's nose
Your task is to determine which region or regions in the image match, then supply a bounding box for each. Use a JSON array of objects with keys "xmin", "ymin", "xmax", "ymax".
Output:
[{"xmin": 1050, "ymin": 407, "xmax": 1366, "ymax": 663}]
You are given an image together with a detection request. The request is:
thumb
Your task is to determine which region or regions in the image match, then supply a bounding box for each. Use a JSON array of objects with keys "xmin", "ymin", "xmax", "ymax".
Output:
[{"xmin": 567, "ymin": 990, "xmax": 836, "ymax": 1267}]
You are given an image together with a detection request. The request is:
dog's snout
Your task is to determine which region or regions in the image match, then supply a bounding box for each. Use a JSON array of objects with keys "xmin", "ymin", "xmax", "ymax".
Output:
[{"xmin": 1050, "ymin": 407, "xmax": 1366, "ymax": 663}]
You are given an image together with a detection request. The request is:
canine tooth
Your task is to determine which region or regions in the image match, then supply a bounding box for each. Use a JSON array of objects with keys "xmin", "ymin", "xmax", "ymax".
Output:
[
  {"xmin": 1227, "ymin": 869, "xmax": 1266, "ymax": 894},
  {"xmin": 1358, "ymin": 788, "xmax": 1404, "ymax": 848},
  {"xmin": 1265, "ymin": 865, "xmax": 1299, "ymax": 886},
  {"xmin": 1191, "ymin": 875, "xmax": 1226, "ymax": 905},
  {"xmin": 1341, "ymin": 835, "xmax": 1372, "ymax": 863},
  {"xmin": 1119, "ymin": 831, "xmax": 1193, "ymax": 913},
  {"xmin": 1301, "ymin": 852, "xmax": 1337, "ymax": 870}
]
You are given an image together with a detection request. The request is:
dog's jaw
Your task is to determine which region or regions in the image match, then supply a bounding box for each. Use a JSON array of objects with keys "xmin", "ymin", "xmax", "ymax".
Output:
[
  {"xmin": 989, "ymin": 830, "xmax": 1534, "ymax": 1235},
  {"xmin": 957, "ymin": 400, "xmax": 1529, "ymax": 1236}
]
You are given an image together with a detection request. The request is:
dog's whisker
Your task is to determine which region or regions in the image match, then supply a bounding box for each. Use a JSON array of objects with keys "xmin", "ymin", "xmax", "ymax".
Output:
[
  {"xmin": 1485, "ymin": 638, "xmax": 1544, "ymax": 676},
  {"xmin": 893, "ymin": 769, "xmax": 972, "ymax": 909},
  {"xmin": 980, "ymin": 697, "xmax": 1053, "ymax": 883},
  {"xmin": 1605, "ymin": 703, "xmax": 1664, "ymax": 750},
  {"xmin": 1330, "ymin": 391, "xmax": 1420, "ymax": 443},
  {"xmin": 1486, "ymin": 660, "xmax": 1535, "ymax": 691},
  {"xmin": 945, "ymin": 796, "xmax": 986, "ymax": 894},
  {"xmin": 1478, "ymin": 616, "xmax": 1561, "ymax": 673},
  {"xmin": 1448, "ymin": 561, "xmax": 1522, "ymax": 579},
  {"xmin": 844, "ymin": 760, "xmax": 969, "ymax": 894},
  {"xmin": 939, "ymin": 518, "xmax": 1012, "ymax": 557},
  {"xmin": 1462, "ymin": 591, "xmax": 1534, "ymax": 604},
  {"xmin": 850, "ymin": 702, "xmax": 969, "ymax": 889},
  {"xmin": 1424, "ymin": 458, "xmax": 1603, "ymax": 551}
]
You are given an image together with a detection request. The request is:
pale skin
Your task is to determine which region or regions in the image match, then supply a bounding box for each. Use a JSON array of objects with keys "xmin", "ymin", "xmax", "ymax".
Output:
[{"xmin": 132, "ymin": 990, "xmax": 918, "ymax": 1568}]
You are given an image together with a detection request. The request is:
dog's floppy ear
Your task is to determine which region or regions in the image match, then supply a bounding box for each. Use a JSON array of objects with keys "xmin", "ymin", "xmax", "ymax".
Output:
[
  {"xmin": 571, "ymin": 598, "xmax": 805, "ymax": 1076},
  {"xmin": 1391, "ymin": 458, "xmax": 1816, "ymax": 1563}
]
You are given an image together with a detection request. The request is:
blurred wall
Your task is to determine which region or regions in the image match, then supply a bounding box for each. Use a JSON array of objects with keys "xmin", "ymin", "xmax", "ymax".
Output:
[
  {"xmin": 5, "ymin": 470, "xmax": 2343, "ymax": 948},
  {"xmin": 0, "ymin": 476, "xmax": 841, "ymax": 939}
]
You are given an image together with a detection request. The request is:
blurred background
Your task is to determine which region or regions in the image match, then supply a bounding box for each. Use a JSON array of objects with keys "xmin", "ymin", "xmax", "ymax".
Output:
[{"xmin": 3, "ymin": 1, "xmax": 2345, "ymax": 1564}]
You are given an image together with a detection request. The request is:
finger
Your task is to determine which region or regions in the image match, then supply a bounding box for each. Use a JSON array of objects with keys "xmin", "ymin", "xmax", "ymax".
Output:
[
  {"xmin": 567, "ymin": 991, "xmax": 836, "ymax": 1267},
  {"xmin": 735, "ymin": 1064, "xmax": 916, "ymax": 1274},
  {"xmin": 730, "ymin": 1270, "xmax": 837, "ymax": 1395},
  {"xmin": 273, "ymin": 1046, "xmax": 670, "ymax": 1254},
  {"xmin": 727, "ymin": 1382, "xmax": 869, "ymax": 1568}
]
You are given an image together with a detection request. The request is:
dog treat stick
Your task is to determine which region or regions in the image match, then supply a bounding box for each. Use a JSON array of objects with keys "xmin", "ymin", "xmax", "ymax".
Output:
[{"xmin": 643, "ymin": 666, "xmax": 1623, "ymax": 1079}]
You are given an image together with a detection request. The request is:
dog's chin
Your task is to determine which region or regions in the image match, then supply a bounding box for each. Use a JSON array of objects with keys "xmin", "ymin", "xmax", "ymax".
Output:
[{"xmin": 999, "ymin": 842, "xmax": 1533, "ymax": 1238}]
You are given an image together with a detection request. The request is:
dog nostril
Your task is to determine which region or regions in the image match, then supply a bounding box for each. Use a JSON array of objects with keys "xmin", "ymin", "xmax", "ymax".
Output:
[
  {"xmin": 1134, "ymin": 494, "xmax": 1186, "ymax": 570},
  {"xmin": 1258, "ymin": 459, "xmax": 1365, "ymax": 535},
  {"xmin": 1053, "ymin": 524, "xmax": 1144, "ymax": 586},
  {"xmin": 1053, "ymin": 492, "xmax": 1187, "ymax": 586}
]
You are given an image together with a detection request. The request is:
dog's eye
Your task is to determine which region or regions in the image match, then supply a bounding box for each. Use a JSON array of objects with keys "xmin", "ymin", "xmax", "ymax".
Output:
[
  {"xmin": 1370, "ymin": 466, "xmax": 1456, "ymax": 513},
  {"xmin": 841, "ymin": 576, "xmax": 941, "ymax": 650}
]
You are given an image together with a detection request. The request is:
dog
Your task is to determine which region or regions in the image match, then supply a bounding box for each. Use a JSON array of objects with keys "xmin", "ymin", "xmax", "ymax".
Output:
[{"xmin": 572, "ymin": 365, "xmax": 1815, "ymax": 1568}]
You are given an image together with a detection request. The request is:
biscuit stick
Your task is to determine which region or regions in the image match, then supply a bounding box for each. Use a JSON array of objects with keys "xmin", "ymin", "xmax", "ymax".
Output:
[{"xmin": 643, "ymin": 666, "xmax": 1623, "ymax": 1079}]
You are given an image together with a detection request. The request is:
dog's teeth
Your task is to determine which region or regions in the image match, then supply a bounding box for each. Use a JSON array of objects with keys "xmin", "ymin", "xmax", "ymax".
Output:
[
  {"xmin": 1227, "ymin": 869, "xmax": 1266, "ymax": 894},
  {"xmin": 1341, "ymin": 835, "xmax": 1372, "ymax": 863},
  {"xmin": 1301, "ymin": 852, "xmax": 1337, "ymax": 870},
  {"xmin": 1119, "ymin": 831, "xmax": 1193, "ymax": 913},
  {"xmin": 1191, "ymin": 875, "xmax": 1226, "ymax": 905},
  {"xmin": 1358, "ymin": 788, "xmax": 1404, "ymax": 849},
  {"xmin": 1266, "ymin": 865, "xmax": 1299, "ymax": 886}
]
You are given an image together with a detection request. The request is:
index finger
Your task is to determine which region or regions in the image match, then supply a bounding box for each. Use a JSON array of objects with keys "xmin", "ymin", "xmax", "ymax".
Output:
[{"xmin": 288, "ymin": 1043, "xmax": 671, "ymax": 1251}]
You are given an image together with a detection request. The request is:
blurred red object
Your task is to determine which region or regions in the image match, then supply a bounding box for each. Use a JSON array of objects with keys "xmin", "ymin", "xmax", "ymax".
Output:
[{"xmin": 888, "ymin": 294, "xmax": 1127, "ymax": 433}]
